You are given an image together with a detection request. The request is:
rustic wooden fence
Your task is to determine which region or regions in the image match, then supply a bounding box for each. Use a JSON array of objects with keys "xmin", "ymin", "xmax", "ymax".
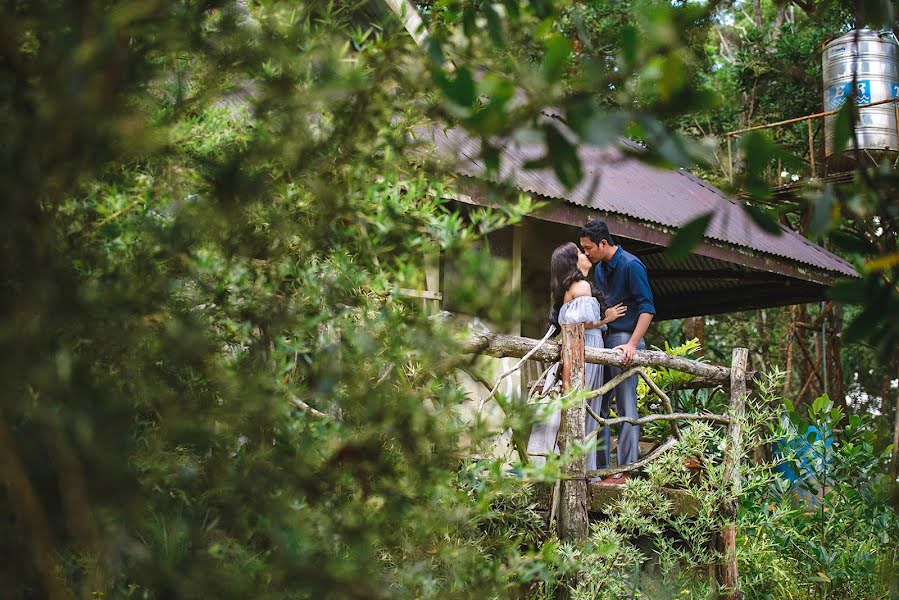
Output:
[{"xmin": 464, "ymin": 323, "xmax": 749, "ymax": 600}]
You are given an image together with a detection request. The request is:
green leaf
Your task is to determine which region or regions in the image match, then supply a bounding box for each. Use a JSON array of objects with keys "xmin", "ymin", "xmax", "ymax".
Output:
[
  {"xmin": 664, "ymin": 212, "xmax": 712, "ymax": 263},
  {"xmin": 827, "ymin": 279, "xmax": 866, "ymax": 303},
  {"xmin": 545, "ymin": 125, "xmax": 582, "ymax": 189},
  {"xmin": 808, "ymin": 189, "xmax": 836, "ymax": 239},
  {"xmin": 812, "ymin": 394, "xmax": 830, "ymax": 416},
  {"xmin": 501, "ymin": 0, "xmax": 520, "ymax": 18},
  {"xmin": 832, "ymin": 103, "xmax": 854, "ymax": 155},
  {"xmin": 620, "ymin": 25, "xmax": 638, "ymax": 66},
  {"xmin": 426, "ymin": 36, "xmax": 444, "ymax": 67},
  {"xmin": 860, "ymin": 0, "xmax": 895, "ymax": 28},
  {"xmin": 581, "ymin": 113, "xmax": 627, "ymax": 147},
  {"xmin": 462, "ymin": 7, "xmax": 477, "ymax": 38},
  {"xmin": 542, "ymin": 35, "xmax": 571, "ymax": 83},
  {"xmin": 742, "ymin": 203, "xmax": 782, "ymax": 235},
  {"xmin": 528, "ymin": 0, "xmax": 555, "ymax": 19},
  {"xmin": 737, "ymin": 131, "xmax": 800, "ymax": 199},
  {"xmin": 484, "ymin": 5, "xmax": 504, "ymax": 47},
  {"xmin": 482, "ymin": 143, "xmax": 500, "ymax": 173},
  {"xmin": 437, "ymin": 67, "xmax": 475, "ymax": 108},
  {"xmin": 523, "ymin": 155, "xmax": 552, "ymax": 170},
  {"xmin": 828, "ymin": 229, "xmax": 877, "ymax": 255}
]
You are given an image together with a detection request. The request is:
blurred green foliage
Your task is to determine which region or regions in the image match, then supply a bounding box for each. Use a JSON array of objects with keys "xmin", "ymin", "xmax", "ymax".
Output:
[{"xmin": 2, "ymin": 0, "xmax": 897, "ymax": 597}]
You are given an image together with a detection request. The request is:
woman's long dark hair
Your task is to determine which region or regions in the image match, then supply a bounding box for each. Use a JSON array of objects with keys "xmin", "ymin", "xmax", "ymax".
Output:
[{"xmin": 548, "ymin": 242, "xmax": 592, "ymax": 329}]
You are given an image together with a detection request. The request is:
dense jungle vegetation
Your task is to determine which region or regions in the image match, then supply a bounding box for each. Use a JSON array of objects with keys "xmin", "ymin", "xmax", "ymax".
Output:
[{"xmin": 1, "ymin": 0, "xmax": 897, "ymax": 598}]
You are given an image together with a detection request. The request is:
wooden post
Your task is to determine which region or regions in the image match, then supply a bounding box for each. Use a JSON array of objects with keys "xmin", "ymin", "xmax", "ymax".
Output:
[
  {"xmin": 424, "ymin": 251, "xmax": 440, "ymax": 316},
  {"xmin": 719, "ymin": 348, "xmax": 748, "ymax": 599},
  {"xmin": 892, "ymin": 388, "xmax": 899, "ymax": 481},
  {"xmin": 558, "ymin": 323, "xmax": 588, "ymax": 542},
  {"xmin": 891, "ymin": 347, "xmax": 899, "ymax": 481}
]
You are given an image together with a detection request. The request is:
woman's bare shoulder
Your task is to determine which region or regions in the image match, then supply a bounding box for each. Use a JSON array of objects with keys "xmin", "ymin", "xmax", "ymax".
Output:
[{"xmin": 564, "ymin": 279, "xmax": 593, "ymax": 301}]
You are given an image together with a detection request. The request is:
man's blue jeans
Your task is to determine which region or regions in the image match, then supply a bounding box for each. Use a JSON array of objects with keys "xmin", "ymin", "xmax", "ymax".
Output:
[{"xmin": 597, "ymin": 331, "xmax": 645, "ymax": 468}]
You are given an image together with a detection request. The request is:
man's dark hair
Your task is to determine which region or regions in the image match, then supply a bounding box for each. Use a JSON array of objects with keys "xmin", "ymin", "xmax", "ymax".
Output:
[{"xmin": 579, "ymin": 220, "xmax": 614, "ymax": 245}]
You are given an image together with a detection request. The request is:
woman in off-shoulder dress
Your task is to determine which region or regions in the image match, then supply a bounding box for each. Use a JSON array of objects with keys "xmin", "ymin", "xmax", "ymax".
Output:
[{"xmin": 527, "ymin": 242, "xmax": 626, "ymax": 473}]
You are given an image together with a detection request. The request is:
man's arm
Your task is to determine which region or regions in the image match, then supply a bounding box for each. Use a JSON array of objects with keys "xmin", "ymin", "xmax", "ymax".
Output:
[
  {"xmin": 613, "ymin": 261, "xmax": 656, "ymax": 365},
  {"xmin": 627, "ymin": 312, "xmax": 654, "ymax": 346}
]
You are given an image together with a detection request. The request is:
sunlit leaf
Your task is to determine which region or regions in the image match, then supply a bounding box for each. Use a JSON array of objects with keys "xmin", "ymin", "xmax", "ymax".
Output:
[{"xmin": 863, "ymin": 251, "xmax": 899, "ymax": 273}]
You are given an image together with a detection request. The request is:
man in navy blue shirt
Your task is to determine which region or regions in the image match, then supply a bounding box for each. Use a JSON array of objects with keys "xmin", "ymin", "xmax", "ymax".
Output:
[{"xmin": 579, "ymin": 220, "xmax": 656, "ymax": 483}]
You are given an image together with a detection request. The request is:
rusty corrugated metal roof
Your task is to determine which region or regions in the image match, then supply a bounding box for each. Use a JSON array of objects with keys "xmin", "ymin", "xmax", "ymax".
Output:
[{"xmin": 430, "ymin": 126, "xmax": 858, "ymax": 278}]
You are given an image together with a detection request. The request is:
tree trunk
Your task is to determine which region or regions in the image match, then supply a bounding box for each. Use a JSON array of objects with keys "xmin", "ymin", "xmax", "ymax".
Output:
[
  {"xmin": 683, "ymin": 316, "xmax": 706, "ymax": 357},
  {"xmin": 557, "ymin": 324, "xmax": 588, "ymax": 542}
]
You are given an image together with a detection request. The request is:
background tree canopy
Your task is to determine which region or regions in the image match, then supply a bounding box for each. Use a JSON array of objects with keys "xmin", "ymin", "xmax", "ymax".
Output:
[{"xmin": 1, "ymin": 0, "xmax": 896, "ymax": 598}]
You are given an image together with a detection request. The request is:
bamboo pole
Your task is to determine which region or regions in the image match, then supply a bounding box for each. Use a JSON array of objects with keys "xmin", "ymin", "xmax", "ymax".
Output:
[
  {"xmin": 725, "ymin": 97, "xmax": 899, "ymax": 136},
  {"xmin": 719, "ymin": 348, "xmax": 748, "ymax": 600},
  {"xmin": 557, "ymin": 324, "xmax": 589, "ymax": 542},
  {"xmin": 807, "ymin": 119, "xmax": 817, "ymax": 178}
]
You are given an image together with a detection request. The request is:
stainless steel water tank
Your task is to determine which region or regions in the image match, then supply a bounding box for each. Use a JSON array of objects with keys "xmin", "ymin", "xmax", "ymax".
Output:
[{"xmin": 823, "ymin": 29, "xmax": 899, "ymax": 168}]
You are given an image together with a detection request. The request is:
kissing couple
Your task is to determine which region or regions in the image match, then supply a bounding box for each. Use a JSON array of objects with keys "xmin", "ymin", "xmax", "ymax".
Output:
[{"xmin": 527, "ymin": 219, "xmax": 656, "ymax": 484}]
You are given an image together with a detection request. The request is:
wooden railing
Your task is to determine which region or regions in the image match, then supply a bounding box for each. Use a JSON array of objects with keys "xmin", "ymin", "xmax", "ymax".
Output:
[{"xmin": 464, "ymin": 323, "xmax": 749, "ymax": 600}]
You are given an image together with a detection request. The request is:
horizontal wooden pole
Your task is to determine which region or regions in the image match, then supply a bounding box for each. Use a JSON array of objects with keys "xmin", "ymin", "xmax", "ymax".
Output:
[
  {"xmin": 398, "ymin": 288, "xmax": 442, "ymax": 300},
  {"xmin": 584, "ymin": 410, "xmax": 730, "ymax": 435},
  {"xmin": 463, "ymin": 329, "xmax": 732, "ymax": 384},
  {"xmin": 725, "ymin": 97, "xmax": 898, "ymax": 137}
]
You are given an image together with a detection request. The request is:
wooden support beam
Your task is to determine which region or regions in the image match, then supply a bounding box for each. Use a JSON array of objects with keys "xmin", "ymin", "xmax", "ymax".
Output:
[
  {"xmin": 719, "ymin": 348, "xmax": 748, "ymax": 600},
  {"xmin": 649, "ymin": 270, "xmax": 785, "ymax": 284},
  {"xmin": 557, "ymin": 324, "xmax": 588, "ymax": 542}
]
